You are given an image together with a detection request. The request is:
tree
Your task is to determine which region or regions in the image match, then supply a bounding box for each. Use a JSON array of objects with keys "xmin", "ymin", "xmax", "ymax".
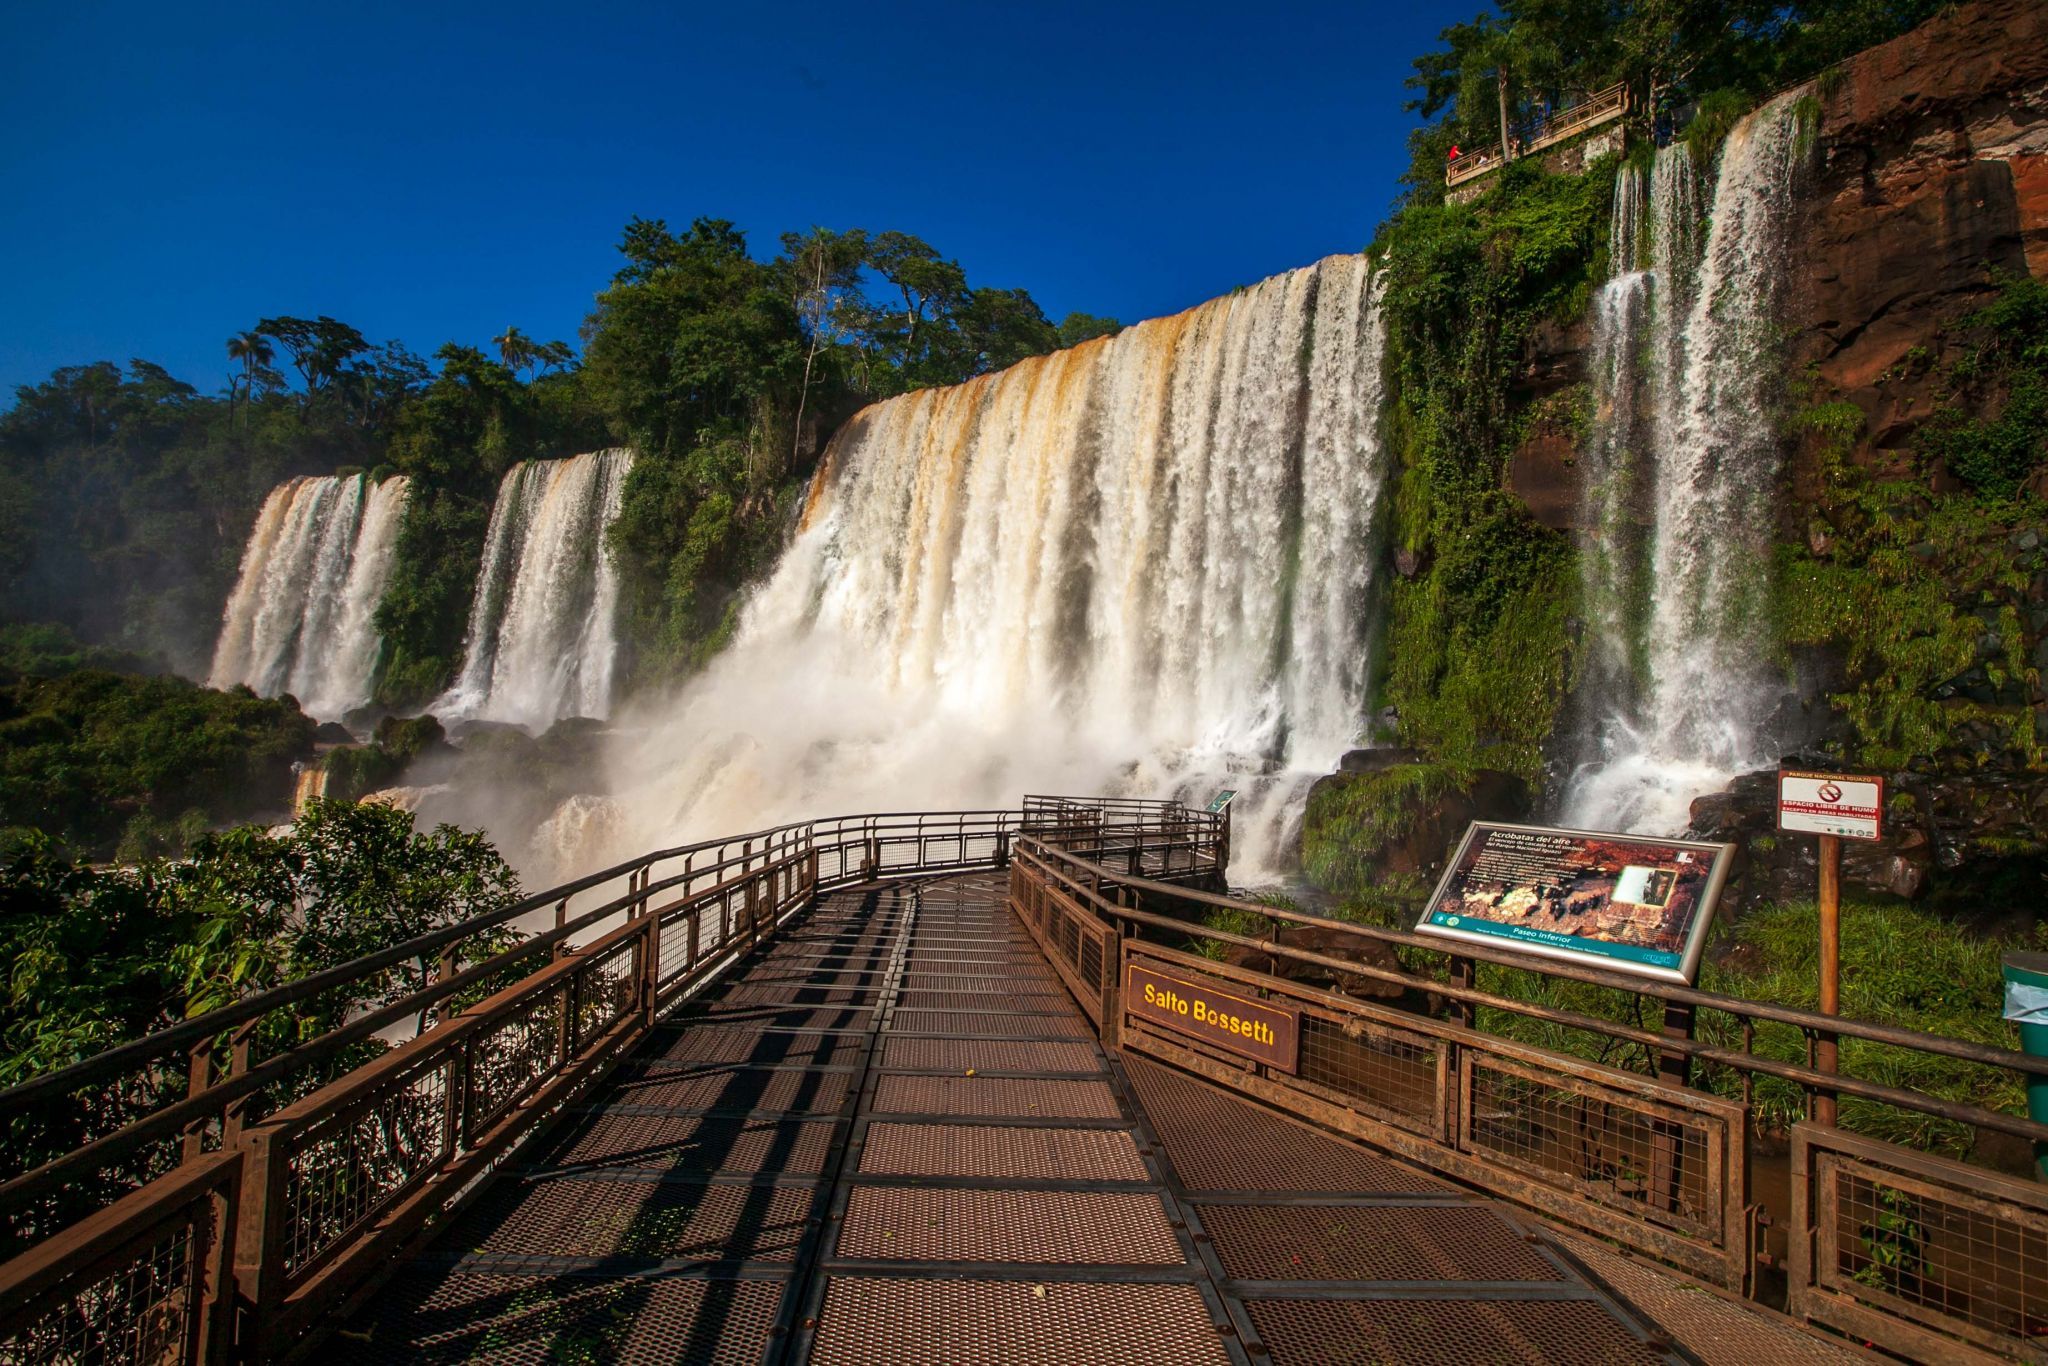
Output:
[
  {"xmin": 955, "ymin": 288, "xmax": 1059, "ymax": 376},
  {"xmin": 866, "ymin": 231, "xmax": 970, "ymax": 385},
  {"xmin": 493, "ymin": 325, "xmax": 536, "ymax": 376},
  {"xmin": 780, "ymin": 226, "xmax": 870, "ymax": 473},
  {"xmin": 254, "ymin": 316, "xmax": 370, "ymax": 409},
  {"xmin": 1057, "ymin": 312, "xmax": 1123, "ymax": 348},
  {"xmin": 224, "ymin": 331, "xmax": 274, "ymax": 424},
  {"xmin": 0, "ymin": 803, "xmax": 520, "ymax": 1250},
  {"xmin": 492, "ymin": 326, "xmax": 574, "ymax": 381}
]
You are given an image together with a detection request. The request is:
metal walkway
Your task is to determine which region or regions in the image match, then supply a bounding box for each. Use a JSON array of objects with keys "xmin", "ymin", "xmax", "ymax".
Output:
[{"xmin": 328, "ymin": 873, "xmax": 1855, "ymax": 1365}]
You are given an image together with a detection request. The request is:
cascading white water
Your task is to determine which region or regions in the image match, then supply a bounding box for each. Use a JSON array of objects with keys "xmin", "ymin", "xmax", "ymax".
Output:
[
  {"xmin": 1577, "ymin": 162, "xmax": 1653, "ymax": 700},
  {"xmin": 208, "ymin": 473, "xmax": 412, "ymax": 719},
  {"xmin": 1565, "ymin": 92, "xmax": 1813, "ymax": 833},
  {"xmin": 601, "ymin": 255, "xmax": 1390, "ymax": 882},
  {"xmin": 437, "ymin": 449, "xmax": 632, "ymax": 731}
]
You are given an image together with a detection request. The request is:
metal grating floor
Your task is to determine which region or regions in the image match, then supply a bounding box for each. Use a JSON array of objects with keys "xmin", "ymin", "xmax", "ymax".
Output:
[{"xmin": 328, "ymin": 869, "xmax": 1831, "ymax": 1363}]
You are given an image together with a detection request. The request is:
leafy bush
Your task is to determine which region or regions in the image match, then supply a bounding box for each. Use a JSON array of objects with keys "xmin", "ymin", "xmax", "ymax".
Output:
[
  {"xmin": 0, "ymin": 669, "xmax": 313, "ymax": 860},
  {"xmin": 0, "ymin": 801, "xmax": 521, "ymax": 1249},
  {"xmin": 1302, "ymin": 764, "xmax": 1469, "ymax": 894}
]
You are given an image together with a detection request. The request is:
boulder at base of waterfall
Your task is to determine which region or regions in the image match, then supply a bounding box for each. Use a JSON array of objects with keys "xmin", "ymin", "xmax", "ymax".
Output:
[
  {"xmin": 1339, "ymin": 745, "xmax": 1423, "ymax": 774},
  {"xmin": 1220, "ymin": 921, "xmax": 1439, "ymax": 1014},
  {"xmin": 1687, "ymin": 765, "xmax": 2047, "ymax": 916},
  {"xmin": 1303, "ymin": 763, "xmax": 1534, "ymax": 891}
]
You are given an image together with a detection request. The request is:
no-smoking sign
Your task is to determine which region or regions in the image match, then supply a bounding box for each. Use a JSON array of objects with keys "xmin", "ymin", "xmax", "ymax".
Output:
[{"xmin": 1778, "ymin": 769, "xmax": 1884, "ymax": 841}]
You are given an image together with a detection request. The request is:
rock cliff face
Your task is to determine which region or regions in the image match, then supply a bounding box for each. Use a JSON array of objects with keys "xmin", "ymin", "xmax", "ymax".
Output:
[
  {"xmin": 1481, "ymin": 2, "xmax": 2048, "ymax": 911},
  {"xmin": 1506, "ymin": 0, "xmax": 2048, "ymax": 522},
  {"xmin": 1795, "ymin": 0, "xmax": 2048, "ymax": 465}
]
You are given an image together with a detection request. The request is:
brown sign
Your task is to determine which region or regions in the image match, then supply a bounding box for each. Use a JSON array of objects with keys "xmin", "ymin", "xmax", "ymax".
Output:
[{"xmin": 1124, "ymin": 960, "xmax": 1300, "ymax": 1074}]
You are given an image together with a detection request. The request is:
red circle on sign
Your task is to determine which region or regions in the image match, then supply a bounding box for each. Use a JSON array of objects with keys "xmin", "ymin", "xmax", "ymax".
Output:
[{"xmin": 1818, "ymin": 782, "xmax": 1843, "ymax": 803}]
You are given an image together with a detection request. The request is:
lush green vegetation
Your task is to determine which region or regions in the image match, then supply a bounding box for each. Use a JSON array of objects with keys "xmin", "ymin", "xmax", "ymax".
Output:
[
  {"xmin": 1776, "ymin": 278, "xmax": 2047, "ymax": 768},
  {"xmin": 1471, "ymin": 899, "xmax": 2030, "ymax": 1155},
  {"xmin": 0, "ymin": 637, "xmax": 314, "ymax": 861},
  {"xmin": 1371, "ymin": 157, "xmax": 1607, "ymax": 783},
  {"xmin": 0, "ymin": 800, "xmax": 519, "ymax": 1246},
  {"xmin": 1399, "ymin": 0, "xmax": 1945, "ymax": 203},
  {"xmin": 1301, "ymin": 765, "xmax": 1468, "ymax": 897}
]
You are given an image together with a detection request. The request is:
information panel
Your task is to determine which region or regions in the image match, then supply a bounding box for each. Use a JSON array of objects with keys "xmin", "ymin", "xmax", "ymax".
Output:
[
  {"xmin": 1124, "ymin": 960, "xmax": 1299, "ymax": 1073},
  {"xmin": 1414, "ymin": 823, "xmax": 1736, "ymax": 984}
]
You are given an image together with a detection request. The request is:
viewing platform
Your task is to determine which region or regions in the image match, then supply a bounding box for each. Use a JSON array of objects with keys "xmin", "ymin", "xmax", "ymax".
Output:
[
  {"xmin": 1446, "ymin": 83, "xmax": 1630, "ymax": 190},
  {"xmin": 3, "ymin": 799, "xmax": 2043, "ymax": 1362}
]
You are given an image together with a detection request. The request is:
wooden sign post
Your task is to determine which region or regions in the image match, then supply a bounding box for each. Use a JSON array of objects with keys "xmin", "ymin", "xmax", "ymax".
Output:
[{"xmin": 1778, "ymin": 769, "xmax": 1885, "ymax": 1125}]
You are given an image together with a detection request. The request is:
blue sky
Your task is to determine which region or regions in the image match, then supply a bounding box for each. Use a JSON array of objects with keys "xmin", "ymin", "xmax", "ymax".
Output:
[{"xmin": 0, "ymin": 1, "xmax": 1461, "ymax": 399}]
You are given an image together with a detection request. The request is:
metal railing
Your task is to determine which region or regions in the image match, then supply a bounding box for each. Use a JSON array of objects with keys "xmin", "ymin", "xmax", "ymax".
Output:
[
  {"xmin": 0, "ymin": 797, "xmax": 1218, "ymax": 1364},
  {"xmin": 1006, "ymin": 836, "xmax": 2048, "ymax": 1362},
  {"xmin": 1447, "ymin": 81, "xmax": 1629, "ymax": 187}
]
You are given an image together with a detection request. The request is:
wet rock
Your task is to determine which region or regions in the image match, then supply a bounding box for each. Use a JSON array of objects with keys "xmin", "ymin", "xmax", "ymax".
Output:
[
  {"xmin": 341, "ymin": 704, "xmax": 391, "ymax": 733},
  {"xmin": 311, "ymin": 721, "xmax": 354, "ymax": 746},
  {"xmin": 1219, "ymin": 923, "xmax": 1423, "ymax": 1006},
  {"xmin": 1687, "ymin": 763, "xmax": 2045, "ymax": 915},
  {"xmin": 1307, "ymin": 765, "xmax": 1532, "ymax": 882},
  {"xmin": 447, "ymin": 718, "xmax": 529, "ymax": 744},
  {"xmin": 375, "ymin": 713, "xmax": 447, "ymax": 761},
  {"xmin": 1339, "ymin": 746, "xmax": 1423, "ymax": 773},
  {"xmin": 1507, "ymin": 431, "xmax": 1581, "ymax": 531}
]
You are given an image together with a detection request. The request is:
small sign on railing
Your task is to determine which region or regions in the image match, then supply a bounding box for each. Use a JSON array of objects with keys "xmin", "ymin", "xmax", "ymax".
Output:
[{"xmin": 1206, "ymin": 789, "xmax": 1238, "ymax": 813}]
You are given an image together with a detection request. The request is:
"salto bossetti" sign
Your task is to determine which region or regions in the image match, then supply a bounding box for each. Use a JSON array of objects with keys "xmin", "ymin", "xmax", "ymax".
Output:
[{"xmin": 1124, "ymin": 960, "xmax": 1300, "ymax": 1073}]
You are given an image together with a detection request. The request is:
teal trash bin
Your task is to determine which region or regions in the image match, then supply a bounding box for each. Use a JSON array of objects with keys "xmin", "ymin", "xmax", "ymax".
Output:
[{"xmin": 2002, "ymin": 951, "xmax": 2048, "ymax": 1181}]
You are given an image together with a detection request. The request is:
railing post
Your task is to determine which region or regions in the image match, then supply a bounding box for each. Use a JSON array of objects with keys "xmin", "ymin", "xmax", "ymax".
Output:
[
  {"xmin": 182, "ymin": 1039, "xmax": 214, "ymax": 1165},
  {"xmin": 437, "ymin": 949, "xmax": 468, "ymax": 1152},
  {"xmin": 1651, "ymin": 1001, "xmax": 1697, "ymax": 1215},
  {"xmin": 640, "ymin": 914, "xmax": 660, "ymax": 1026},
  {"xmin": 220, "ymin": 1021, "xmax": 256, "ymax": 1151},
  {"xmin": 557, "ymin": 961, "xmax": 577, "ymax": 1067},
  {"xmin": 1449, "ymin": 957, "xmax": 1476, "ymax": 1029},
  {"xmin": 197, "ymin": 1156, "xmax": 241, "ymax": 1366},
  {"xmin": 232, "ymin": 1126, "xmax": 290, "ymax": 1364},
  {"xmin": 639, "ymin": 865, "xmax": 661, "ymax": 1021}
]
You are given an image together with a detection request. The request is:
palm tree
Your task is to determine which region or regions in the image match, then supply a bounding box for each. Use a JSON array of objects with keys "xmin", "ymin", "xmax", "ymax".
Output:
[
  {"xmin": 1471, "ymin": 17, "xmax": 1561, "ymax": 163},
  {"xmin": 225, "ymin": 330, "xmax": 274, "ymax": 425},
  {"xmin": 493, "ymin": 326, "xmax": 537, "ymax": 378}
]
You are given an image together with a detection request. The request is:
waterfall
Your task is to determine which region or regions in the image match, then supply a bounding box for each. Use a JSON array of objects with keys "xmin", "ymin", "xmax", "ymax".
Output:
[
  {"xmin": 1565, "ymin": 92, "xmax": 1813, "ymax": 833},
  {"xmin": 1577, "ymin": 162, "xmax": 1653, "ymax": 705},
  {"xmin": 291, "ymin": 763, "xmax": 329, "ymax": 815},
  {"xmin": 437, "ymin": 449, "xmax": 632, "ymax": 731},
  {"xmin": 603, "ymin": 255, "xmax": 1390, "ymax": 882},
  {"xmin": 208, "ymin": 473, "xmax": 412, "ymax": 719}
]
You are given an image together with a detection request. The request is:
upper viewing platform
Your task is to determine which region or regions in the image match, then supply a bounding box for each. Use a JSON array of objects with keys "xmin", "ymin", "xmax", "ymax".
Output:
[
  {"xmin": 3, "ymin": 797, "xmax": 2045, "ymax": 1363},
  {"xmin": 1445, "ymin": 82, "xmax": 1630, "ymax": 188}
]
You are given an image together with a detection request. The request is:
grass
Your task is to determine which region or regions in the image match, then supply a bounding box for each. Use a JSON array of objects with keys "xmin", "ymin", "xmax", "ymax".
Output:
[{"xmin": 1474, "ymin": 898, "xmax": 2031, "ymax": 1157}]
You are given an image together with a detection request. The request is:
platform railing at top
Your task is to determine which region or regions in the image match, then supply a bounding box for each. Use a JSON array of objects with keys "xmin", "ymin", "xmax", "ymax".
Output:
[
  {"xmin": 0, "ymin": 795, "xmax": 1221, "ymax": 1365},
  {"xmin": 1446, "ymin": 80, "xmax": 1629, "ymax": 186},
  {"xmin": 1007, "ymin": 837, "xmax": 2048, "ymax": 1363}
]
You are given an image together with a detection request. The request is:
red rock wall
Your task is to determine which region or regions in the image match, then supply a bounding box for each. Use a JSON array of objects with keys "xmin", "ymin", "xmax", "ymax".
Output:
[{"xmin": 1796, "ymin": 0, "xmax": 2048, "ymax": 453}]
